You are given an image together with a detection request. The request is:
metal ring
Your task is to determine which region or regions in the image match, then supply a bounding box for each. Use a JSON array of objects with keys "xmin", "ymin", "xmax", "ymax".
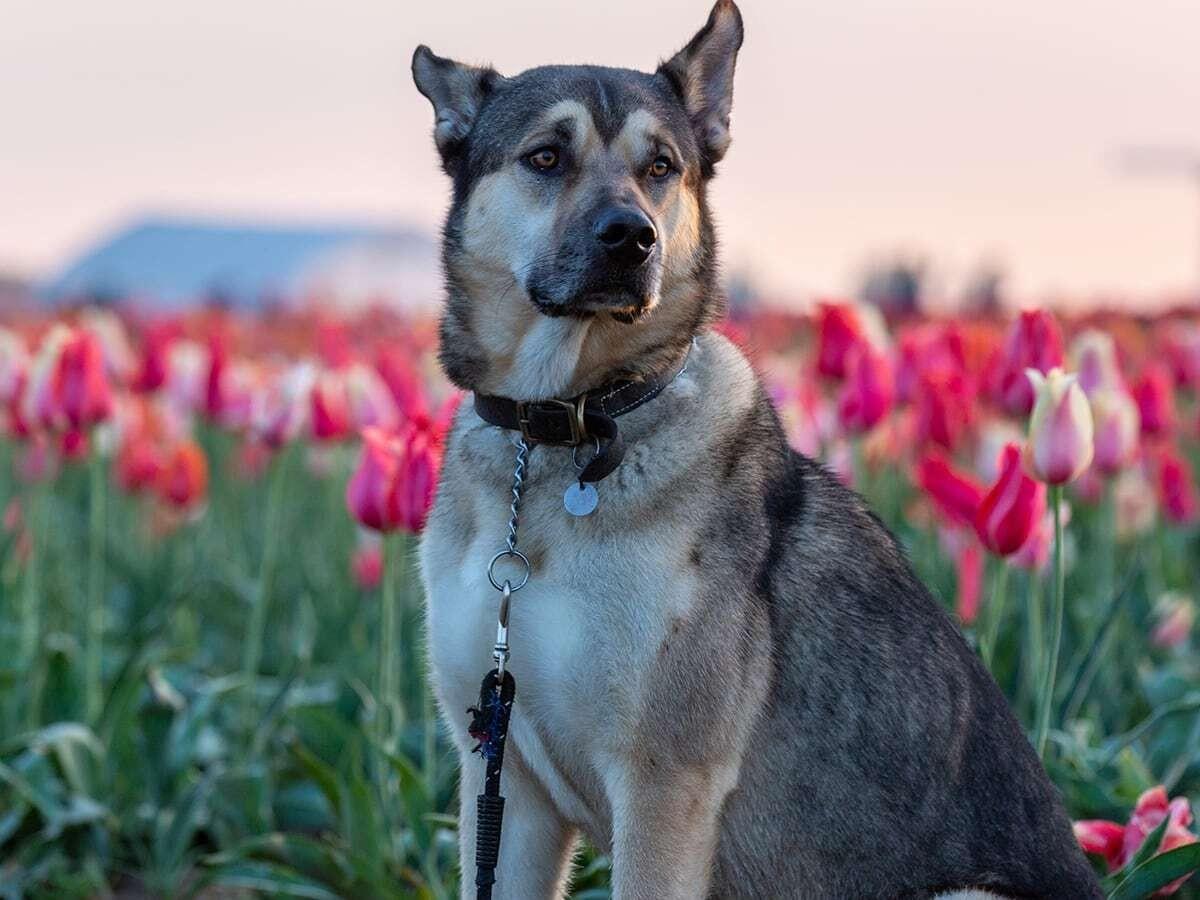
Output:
[
  {"xmin": 487, "ymin": 548, "xmax": 531, "ymax": 592},
  {"xmin": 572, "ymin": 435, "xmax": 601, "ymax": 471}
]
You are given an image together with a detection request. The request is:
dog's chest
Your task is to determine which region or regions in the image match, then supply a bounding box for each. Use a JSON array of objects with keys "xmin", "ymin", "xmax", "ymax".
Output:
[{"xmin": 421, "ymin": 434, "xmax": 699, "ymax": 835}]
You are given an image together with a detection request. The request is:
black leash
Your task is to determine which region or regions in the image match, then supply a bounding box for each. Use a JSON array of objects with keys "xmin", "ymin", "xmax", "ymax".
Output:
[{"xmin": 467, "ymin": 668, "xmax": 516, "ymax": 900}]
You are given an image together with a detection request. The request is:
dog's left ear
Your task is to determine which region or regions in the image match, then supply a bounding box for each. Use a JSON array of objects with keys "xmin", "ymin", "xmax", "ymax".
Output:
[
  {"xmin": 658, "ymin": 0, "xmax": 744, "ymax": 167},
  {"xmin": 412, "ymin": 45, "xmax": 501, "ymax": 169}
]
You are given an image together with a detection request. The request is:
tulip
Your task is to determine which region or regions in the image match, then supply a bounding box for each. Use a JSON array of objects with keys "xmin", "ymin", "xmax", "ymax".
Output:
[
  {"xmin": 346, "ymin": 427, "xmax": 405, "ymax": 532},
  {"xmin": 52, "ymin": 329, "xmax": 114, "ymax": 432},
  {"xmin": 156, "ymin": 442, "xmax": 209, "ymax": 511},
  {"xmin": 837, "ymin": 342, "xmax": 894, "ymax": 434},
  {"xmin": 1076, "ymin": 787, "xmax": 1198, "ymax": 894},
  {"xmin": 344, "ymin": 362, "xmax": 400, "ymax": 432},
  {"xmin": 1090, "ymin": 389, "xmax": 1140, "ymax": 475},
  {"xmin": 116, "ymin": 435, "xmax": 163, "ymax": 495},
  {"xmin": 252, "ymin": 363, "xmax": 315, "ymax": 450},
  {"xmin": 1025, "ymin": 368, "xmax": 1093, "ymax": 485},
  {"xmin": 915, "ymin": 453, "xmax": 984, "ymax": 528},
  {"xmin": 1132, "ymin": 363, "xmax": 1176, "ymax": 438},
  {"xmin": 1070, "ymin": 329, "xmax": 1125, "ymax": 397},
  {"xmin": 1154, "ymin": 445, "xmax": 1199, "ymax": 526},
  {"xmin": 311, "ymin": 371, "xmax": 351, "ymax": 442},
  {"xmin": 80, "ymin": 307, "xmax": 135, "ymax": 383},
  {"xmin": 393, "ymin": 426, "xmax": 441, "ymax": 534},
  {"xmin": 990, "ymin": 309, "xmax": 1064, "ymax": 416},
  {"xmin": 974, "ymin": 442, "xmax": 1046, "ymax": 556},
  {"xmin": 375, "ymin": 345, "xmax": 430, "ymax": 423},
  {"xmin": 203, "ymin": 331, "xmax": 229, "ymax": 421},
  {"xmin": 352, "ymin": 538, "xmax": 384, "ymax": 590},
  {"xmin": 1151, "ymin": 592, "xmax": 1194, "ymax": 649},
  {"xmin": 814, "ymin": 302, "xmax": 870, "ymax": 380},
  {"xmin": 21, "ymin": 324, "xmax": 71, "ymax": 430},
  {"xmin": 132, "ymin": 321, "xmax": 178, "ymax": 393},
  {"xmin": 915, "ymin": 367, "xmax": 975, "ymax": 452},
  {"xmin": 1113, "ymin": 469, "xmax": 1158, "ymax": 540},
  {"xmin": 0, "ymin": 328, "xmax": 29, "ymax": 407},
  {"xmin": 164, "ymin": 339, "xmax": 208, "ymax": 415}
]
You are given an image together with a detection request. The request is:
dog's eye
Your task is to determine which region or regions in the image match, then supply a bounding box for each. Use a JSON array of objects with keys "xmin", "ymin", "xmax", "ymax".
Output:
[
  {"xmin": 649, "ymin": 156, "xmax": 672, "ymax": 178},
  {"xmin": 528, "ymin": 147, "xmax": 560, "ymax": 171}
]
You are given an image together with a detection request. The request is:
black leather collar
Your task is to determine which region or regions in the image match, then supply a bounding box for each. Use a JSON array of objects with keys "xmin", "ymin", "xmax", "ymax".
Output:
[{"xmin": 473, "ymin": 350, "xmax": 689, "ymax": 484}]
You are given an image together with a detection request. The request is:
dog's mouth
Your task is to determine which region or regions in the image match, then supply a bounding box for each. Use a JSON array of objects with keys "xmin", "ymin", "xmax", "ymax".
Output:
[{"xmin": 528, "ymin": 288, "xmax": 653, "ymax": 322}]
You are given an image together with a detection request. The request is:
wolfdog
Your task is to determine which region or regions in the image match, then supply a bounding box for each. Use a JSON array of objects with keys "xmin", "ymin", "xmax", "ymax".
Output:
[{"xmin": 413, "ymin": 2, "xmax": 1103, "ymax": 896}]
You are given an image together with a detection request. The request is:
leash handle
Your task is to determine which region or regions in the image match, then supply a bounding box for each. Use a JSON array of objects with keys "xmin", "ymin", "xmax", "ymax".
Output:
[{"xmin": 469, "ymin": 668, "xmax": 516, "ymax": 900}]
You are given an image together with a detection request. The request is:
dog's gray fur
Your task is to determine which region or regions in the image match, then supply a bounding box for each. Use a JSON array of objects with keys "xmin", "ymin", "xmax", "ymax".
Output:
[{"xmin": 414, "ymin": 3, "xmax": 1104, "ymax": 897}]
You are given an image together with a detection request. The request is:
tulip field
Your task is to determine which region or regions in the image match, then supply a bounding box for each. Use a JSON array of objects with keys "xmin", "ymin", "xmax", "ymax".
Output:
[{"xmin": 0, "ymin": 301, "xmax": 1198, "ymax": 898}]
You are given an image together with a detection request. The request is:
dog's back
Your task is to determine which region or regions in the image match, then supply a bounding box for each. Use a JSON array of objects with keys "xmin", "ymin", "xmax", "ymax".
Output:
[{"xmin": 712, "ymin": 439, "xmax": 1103, "ymax": 898}]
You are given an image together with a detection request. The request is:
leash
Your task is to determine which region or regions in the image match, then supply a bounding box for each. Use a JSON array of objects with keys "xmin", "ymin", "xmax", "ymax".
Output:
[{"xmin": 465, "ymin": 347, "xmax": 692, "ymax": 898}]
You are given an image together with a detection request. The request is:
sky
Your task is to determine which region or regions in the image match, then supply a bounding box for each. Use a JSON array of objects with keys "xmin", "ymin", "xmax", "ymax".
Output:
[{"xmin": 3, "ymin": 0, "xmax": 1200, "ymax": 303}]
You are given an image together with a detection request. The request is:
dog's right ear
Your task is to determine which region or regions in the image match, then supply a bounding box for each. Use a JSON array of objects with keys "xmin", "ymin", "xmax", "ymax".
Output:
[{"xmin": 412, "ymin": 46, "xmax": 500, "ymax": 166}]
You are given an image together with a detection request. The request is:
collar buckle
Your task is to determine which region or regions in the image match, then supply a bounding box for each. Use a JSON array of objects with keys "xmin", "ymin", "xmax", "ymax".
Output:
[{"xmin": 515, "ymin": 396, "xmax": 588, "ymax": 446}]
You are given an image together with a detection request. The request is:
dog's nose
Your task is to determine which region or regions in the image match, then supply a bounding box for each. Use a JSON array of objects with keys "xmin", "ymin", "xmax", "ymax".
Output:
[{"xmin": 594, "ymin": 208, "xmax": 657, "ymax": 265}]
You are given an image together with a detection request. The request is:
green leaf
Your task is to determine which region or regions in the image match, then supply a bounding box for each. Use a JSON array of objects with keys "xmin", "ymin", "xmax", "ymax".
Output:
[
  {"xmin": 205, "ymin": 860, "xmax": 343, "ymax": 900},
  {"xmin": 1106, "ymin": 843, "xmax": 1200, "ymax": 900}
]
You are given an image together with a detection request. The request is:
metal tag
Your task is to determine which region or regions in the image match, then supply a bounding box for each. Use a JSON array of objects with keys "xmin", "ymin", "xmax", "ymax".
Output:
[{"xmin": 563, "ymin": 481, "xmax": 598, "ymax": 517}]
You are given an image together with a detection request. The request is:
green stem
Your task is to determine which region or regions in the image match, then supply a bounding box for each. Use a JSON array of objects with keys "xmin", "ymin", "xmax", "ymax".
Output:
[
  {"xmin": 378, "ymin": 533, "xmax": 402, "ymax": 754},
  {"xmin": 981, "ymin": 560, "xmax": 1011, "ymax": 670},
  {"xmin": 241, "ymin": 448, "xmax": 289, "ymax": 740},
  {"xmin": 1034, "ymin": 485, "xmax": 1065, "ymax": 759},
  {"xmin": 1023, "ymin": 571, "xmax": 1044, "ymax": 721},
  {"xmin": 84, "ymin": 437, "xmax": 107, "ymax": 724}
]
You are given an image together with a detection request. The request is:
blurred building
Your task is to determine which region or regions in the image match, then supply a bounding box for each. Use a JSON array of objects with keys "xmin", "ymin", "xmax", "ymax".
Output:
[{"xmin": 38, "ymin": 215, "xmax": 440, "ymax": 311}]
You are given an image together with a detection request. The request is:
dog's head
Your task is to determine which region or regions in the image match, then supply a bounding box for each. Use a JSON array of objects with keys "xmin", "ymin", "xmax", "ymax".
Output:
[{"xmin": 413, "ymin": 1, "xmax": 742, "ymax": 397}]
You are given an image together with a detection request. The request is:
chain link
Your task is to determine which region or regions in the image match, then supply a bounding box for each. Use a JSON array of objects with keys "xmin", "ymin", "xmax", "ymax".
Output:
[{"xmin": 505, "ymin": 439, "xmax": 528, "ymax": 553}]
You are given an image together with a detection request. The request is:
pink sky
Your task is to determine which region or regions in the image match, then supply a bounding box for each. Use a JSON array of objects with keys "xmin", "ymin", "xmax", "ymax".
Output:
[{"xmin": 2, "ymin": 0, "xmax": 1199, "ymax": 302}]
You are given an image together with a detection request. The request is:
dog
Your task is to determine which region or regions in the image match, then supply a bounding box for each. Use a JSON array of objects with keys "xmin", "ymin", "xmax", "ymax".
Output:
[{"xmin": 413, "ymin": 2, "xmax": 1104, "ymax": 897}]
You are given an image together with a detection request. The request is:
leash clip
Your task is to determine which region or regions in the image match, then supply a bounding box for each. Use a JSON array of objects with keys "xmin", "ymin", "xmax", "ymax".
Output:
[{"xmin": 494, "ymin": 581, "xmax": 512, "ymax": 681}]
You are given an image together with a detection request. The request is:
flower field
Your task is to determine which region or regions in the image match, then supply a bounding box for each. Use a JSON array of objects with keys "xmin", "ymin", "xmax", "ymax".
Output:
[{"xmin": 0, "ymin": 300, "xmax": 1198, "ymax": 898}]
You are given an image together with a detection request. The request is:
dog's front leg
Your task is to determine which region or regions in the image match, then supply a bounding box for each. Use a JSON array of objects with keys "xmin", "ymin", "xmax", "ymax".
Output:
[
  {"xmin": 606, "ymin": 762, "xmax": 729, "ymax": 900},
  {"xmin": 456, "ymin": 747, "xmax": 578, "ymax": 900}
]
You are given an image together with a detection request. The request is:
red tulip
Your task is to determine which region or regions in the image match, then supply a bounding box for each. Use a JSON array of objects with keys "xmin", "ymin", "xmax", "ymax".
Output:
[
  {"xmin": 837, "ymin": 343, "xmax": 894, "ymax": 434},
  {"xmin": 346, "ymin": 427, "xmax": 405, "ymax": 531},
  {"xmin": 1076, "ymin": 787, "xmax": 1198, "ymax": 893},
  {"xmin": 392, "ymin": 426, "xmax": 440, "ymax": 533},
  {"xmin": 351, "ymin": 539, "xmax": 384, "ymax": 590},
  {"xmin": 51, "ymin": 329, "xmax": 113, "ymax": 431},
  {"xmin": 203, "ymin": 331, "xmax": 228, "ymax": 420},
  {"xmin": 916, "ymin": 453, "xmax": 984, "ymax": 528},
  {"xmin": 311, "ymin": 371, "xmax": 351, "ymax": 442},
  {"xmin": 132, "ymin": 322, "xmax": 179, "ymax": 393},
  {"xmin": 157, "ymin": 442, "xmax": 209, "ymax": 511},
  {"xmin": 815, "ymin": 302, "xmax": 864, "ymax": 380},
  {"xmin": 989, "ymin": 309, "xmax": 1063, "ymax": 416},
  {"xmin": 974, "ymin": 442, "xmax": 1047, "ymax": 556},
  {"xmin": 915, "ymin": 367, "xmax": 975, "ymax": 452},
  {"xmin": 1153, "ymin": 445, "xmax": 1198, "ymax": 525},
  {"xmin": 375, "ymin": 345, "xmax": 430, "ymax": 423},
  {"xmin": 1132, "ymin": 363, "xmax": 1176, "ymax": 438}
]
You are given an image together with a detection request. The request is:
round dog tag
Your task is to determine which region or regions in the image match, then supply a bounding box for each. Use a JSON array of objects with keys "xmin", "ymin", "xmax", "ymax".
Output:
[{"xmin": 564, "ymin": 481, "xmax": 598, "ymax": 517}]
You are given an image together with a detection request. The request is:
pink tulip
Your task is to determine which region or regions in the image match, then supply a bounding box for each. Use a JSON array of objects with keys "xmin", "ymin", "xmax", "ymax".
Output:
[
  {"xmin": 974, "ymin": 442, "xmax": 1047, "ymax": 557},
  {"xmin": 1075, "ymin": 786, "xmax": 1197, "ymax": 893},
  {"xmin": 346, "ymin": 427, "xmax": 405, "ymax": 532},
  {"xmin": 311, "ymin": 371, "xmax": 352, "ymax": 442},
  {"xmin": 51, "ymin": 329, "xmax": 114, "ymax": 431},
  {"xmin": 1151, "ymin": 593, "xmax": 1194, "ymax": 649},
  {"xmin": 1070, "ymin": 329, "xmax": 1125, "ymax": 396},
  {"xmin": 990, "ymin": 309, "xmax": 1064, "ymax": 416},
  {"xmin": 352, "ymin": 538, "xmax": 384, "ymax": 590},
  {"xmin": 916, "ymin": 452, "xmax": 984, "ymax": 528},
  {"xmin": 837, "ymin": 342, "xmax": 894, "ymax": 434},
  {"xmin": 1090, "ymin": 389, "xmax": 1140, "ymax": 475},
  {"xmin": 815, "ymin": 302, "xmax": 865, "ymax": 380},
  {"xmin": 1025, "ymin": 368, "xmax": 1093, "ymax": 485},
  {"xmin": 915, "ymin": 367, "xmax": 975, "ymax": 452},
  {"xmin": 393, "ymin": 426, "xmax": 441, "ymax": 533}
]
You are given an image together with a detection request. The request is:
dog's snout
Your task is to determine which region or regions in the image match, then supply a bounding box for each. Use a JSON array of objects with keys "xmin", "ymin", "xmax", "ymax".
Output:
[{"xmin": 594, "ymin": 208, "xmax": 657, "ymax": 265}]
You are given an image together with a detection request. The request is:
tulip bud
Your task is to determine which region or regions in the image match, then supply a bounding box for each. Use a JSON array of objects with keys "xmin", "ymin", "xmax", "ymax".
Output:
[
  {"xmin": 1070, "ymin": 329, "xmax": 1125, "ymax": 397},
  {"xmin": 1025, "ymin": 368, "xmax": 1093, "ymax": 485},
  {"xmin": 393, "ymin": 427, "xmax": 441, "ymax": 533},
  {"xmin": 837, "ymin": 342, "xmax": 894, "ymax": 434},
  {"xmin": 974, "ymin": 442, "xmax": 1047, "ymax": 556},
  {"xmin": 990, "ymin": 309, "xmax": 1064, "ymax": 416},
  {"xmin": 157, "ymin": 441, "xmax": 209, "ymax": 511},
  {"xmin": 1153, "ymin": 445, "xmax": 1199, "ymax": 526},
  {"xmin": 1131, "ymin": 363, "xmax": 1176, "ymax": 438},
  {"xmin": 1090, "ymin": 389, "xmax": 1139, "ymax": 475},
  {"xmin": 52, "ymin": 329, "xmax": 114, "ymax": 431},
  {"xmin": 345, "ymin": 427, "xmax": 404, "ymax": 532}
]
